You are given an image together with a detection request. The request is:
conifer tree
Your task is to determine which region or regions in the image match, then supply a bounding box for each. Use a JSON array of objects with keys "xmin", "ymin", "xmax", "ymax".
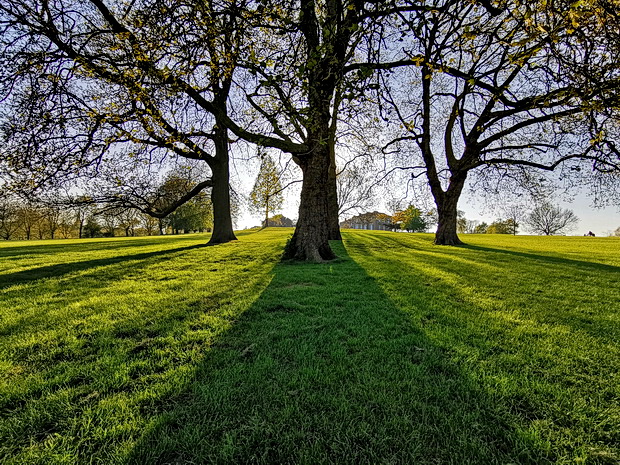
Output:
[{"xmin": 249, "ymin": 155, "xmax": 284, "ymax": 228}]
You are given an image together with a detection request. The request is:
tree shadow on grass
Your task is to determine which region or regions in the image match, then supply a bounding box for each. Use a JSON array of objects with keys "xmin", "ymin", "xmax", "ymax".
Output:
[
  {"xmin": 0, "ymin": 236, "xmax": 283, "ymax": 463},
  {"xmin": 344, "ymin": 233, "xmax": 620, "ymax": 463},
  {"xmin": 0, "ymin": 235, "xmax": 200, "ymax": 258},
  {"xmin": 0, "ymin": 243, "xmax": 209, "ymax": 289},
  {"xmin": 463, "ymin": 244, "xmax": 620, "ymax": 274},
  {"xmin": 127, "ymin": 241, "xmax": 549, "ymax": 465}
]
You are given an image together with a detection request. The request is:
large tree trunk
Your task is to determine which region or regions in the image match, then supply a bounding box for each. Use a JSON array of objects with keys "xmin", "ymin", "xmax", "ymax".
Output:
[
  {"xmin": 208, "ymin": 127, "xmax": 237, "ymax": 245},
  {"xmin": 283, "ymin": 144, "xmax": 335, "ymax": 261},
  {"xmin": 433, "ymin": 174, "xmax": 467, "ymax": 245},
  {"xmin": 327, "ymin": 138, "xmax": 341, "ymax": 240}
]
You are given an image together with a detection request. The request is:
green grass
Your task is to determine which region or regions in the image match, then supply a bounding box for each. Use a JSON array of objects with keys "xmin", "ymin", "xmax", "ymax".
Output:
[{"xmin": 1, "ymin": 230, "xmax": 619, "ymax": 464}]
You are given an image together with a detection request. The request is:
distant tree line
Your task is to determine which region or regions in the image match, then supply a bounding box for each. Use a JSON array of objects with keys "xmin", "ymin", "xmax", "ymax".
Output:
[
  {"xmin": 0, "ymin": 172, "xmax": 218, "ymax": 240},
  {"xmin": 343, "ymin": 200, "xmax": 584, "ymax": 236},
  {"xmin": 0, "ymin": 195, "xmax": 214, "ymax": 241}
]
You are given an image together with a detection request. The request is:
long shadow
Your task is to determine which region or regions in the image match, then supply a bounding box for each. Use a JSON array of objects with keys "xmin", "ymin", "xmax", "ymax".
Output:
[
  {"xmin": 463, "ymin": 244, "xmax": 620, "ymax": 274},
  {"xmin": 0, "ymin": 235, "xmax": 285, "ymax": 463},
  {"xmin": 0, "ymin": 236, "xmax": 189, "ymax": 258},
  {"xmin": 126, "ymin": 242, "xmax": 549, "ymax": 465},
  {"xmin": 0, "ymin": 243, "xmax": 208, "ymax": 289}
]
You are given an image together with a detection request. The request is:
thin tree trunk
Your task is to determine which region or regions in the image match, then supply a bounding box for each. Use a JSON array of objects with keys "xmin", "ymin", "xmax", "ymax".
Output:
[
  {"xmin": 284, "ymin": 144, "xmax": 335, "ymax": 261},
  {"xmin": 207, "ymin": 126, "xmax": 237, "ymax": 245}
]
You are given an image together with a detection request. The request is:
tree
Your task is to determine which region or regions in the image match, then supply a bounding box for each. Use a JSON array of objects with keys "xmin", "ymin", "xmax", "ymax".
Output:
[
  {"xmin": 249, "ymin": 155, "xmax": 284, "ymax": 228},
  {"xmin": 41, "ymin": 206, "xmax": 61, "ymax": 239},
  {"xmin": 473, "ymin": 222, "xmax": 489, "ymax": 234},
  {"xmin": 57, "ymin": 210, "xmax": 76, "ymax": 239},
  {"xmin": 239, "ymin": 1, "xmax": 441, "ymax": 260},
  {"xmin": 526, "ymin": 203, "xmax": 579, "ymax": 235},
  {"xmin": 262, "ymin": 214, "xmax": 295, "ymax": 228},
  {"xmin": 16, "ymin": 203, "xmax": 41, "ymax": 240},
  {"xmin": 83, "ymin": 216, "xmax": 102, "ymax": 238},
  {"xmin": 117, "ymin": 209, "xmax": 139, "ymax": 237},
  {"xmin": 0, "ymin": 199, "xmax": 19, "ymax": 240},
  {"xmin": 140, "ymin": 214, "xmax": 159, "ymax": 236},
  {"xmin": 167, "ymin": 192, "xmax": 213, "ymax": 234},
  {"xmin": 393, "ymin": 206, "xmax": 428, "ymax": 232},
  {"xmin": 499, "ymin": 203, "xmax": 527, "ymax": 236},
  {"xmin": 370, "ymin": 0, "xmax": 620, "ymax": 245},
  {"xmin": 615, "ymin": 226, "xmax": 620, "ymax": 237},
  {"xmin": 487, "ymin": 219, "xmax": 518, "ymax": 234},
  {"xmin": 0, "ymin": 0, "xmax": 243, "ymax": 245}
]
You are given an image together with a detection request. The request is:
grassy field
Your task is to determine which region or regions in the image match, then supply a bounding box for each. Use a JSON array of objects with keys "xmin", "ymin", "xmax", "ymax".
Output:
[{"xmin": 0, "ymin": 229, "xmax": 618, "ymax": 464}]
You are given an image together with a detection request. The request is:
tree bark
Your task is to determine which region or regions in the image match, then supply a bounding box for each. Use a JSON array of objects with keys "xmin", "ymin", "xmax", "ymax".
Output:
[
  {"xmin": 327, "ymin": 142, "xmax": 342, "ymax": 240},
  {"xmin": 283, "ymin": 144, "xmax": 335, "ymax": 261},
  {"xmin": 433, "ymin": 174, "xmax": 467, "ymax": 245},
  {"xmin": 207, "ymin": 126, "xmax": 237, "ymax": 245}
]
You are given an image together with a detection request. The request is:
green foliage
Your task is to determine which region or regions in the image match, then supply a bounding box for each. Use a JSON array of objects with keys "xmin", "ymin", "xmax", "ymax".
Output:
[
  {"xmin": 262, "ymin": 214, "xmax": 294, "ymax": 228},
  {"xmin": 249, "ymin": 155, "xmax": 283, "ymax": 225},
  {"xmin": 487, "ymin": 219, "xmax": 518, "ymax": 234},
  {"xmin": 393, "ymin": 205, "xmax": 428, "ymax": 232},
  {"xmin": 83, "ymin": 216, "xmax": 102, "ymax": 238},
  {"xmin": 1, "ymin": 231, "xmax": 619, "ymax": 463},
  {"xmin": 473, "ymin": 222, "xmax": 488, "ymax": 234},
  {"xmin": 166, "ymin": 192, "xmax": 213, "ymax": 233}
]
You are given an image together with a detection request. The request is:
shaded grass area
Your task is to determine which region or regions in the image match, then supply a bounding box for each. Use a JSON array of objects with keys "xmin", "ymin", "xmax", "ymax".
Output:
[
  {"xmin": 129, "ymin": 240, "xmax": 539, "ymax": 465},
  {"xmin": 345, "ymin": 232, "xmax": 620, "ymax": 465},
  {"xmin": 1, "ymin": 230, "xmax": 619, "ymax": 464},
  {"xmin": 0, "ymin": 230, "xmax": 285, "ymax": 464}
]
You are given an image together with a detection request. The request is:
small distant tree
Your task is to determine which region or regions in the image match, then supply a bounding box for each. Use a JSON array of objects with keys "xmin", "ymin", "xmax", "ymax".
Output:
[
  {"xmin": 0, "ymin": 200, "xmax": 19, "ymax": 240},
  {"xmin": 262, "ymin": 214, "xmax": 294, "ymax": 228},
  {"xmin": 526, "ymin": 203, "xmax": 579, "ymax": 235},
  {"xmin": 394, "ymin": 206, "xmax": 428, "ymax": 233},
  {"xmin": 167, "ymin": 192, "xmax": 213, "ymax": 233},
  {"xmin": 140, "ymin": 214, "xmax": 159, "ymax": 236},
  {"xmin": 473, "ymin": 222, "xmax": 489, "ymax": 234},
  {"xmin": 117, "ymin": 209, "xmax": 139, "ymax": 237},
  {"xmin": 500, "ymin": 203, "xmax": 527, "ymax": 236},
  {"xmin": 615, "ymin": 226, "xmax": 620, "ymax": 237},
  {"xmin": 100, "ymin": 210, "xmax": 119, "ymax": 237},
  {"xmin": 83, "ymin": 216, "xmax": 102, "ymax": 238},
  {"xmin": 41, "ymin": 206, "xmax": 62, "ymax": 239},
  {"xmin": 456, "ymin": 212, "xmax": 480, "ymax": 234},
  {"xmin": 487, "ymin": 219, "xmax": 518, "ymax": 235},
  {"xmin": 57, "ymin": 210, "xmax": 76, "ymax": 239},
  {"xmin": 16, "ymin": 203, "xmax": 41, "ymax": 240},
  {"xmin": 250, "ymin": 155, "xmax": 283, "ymax": 228}
]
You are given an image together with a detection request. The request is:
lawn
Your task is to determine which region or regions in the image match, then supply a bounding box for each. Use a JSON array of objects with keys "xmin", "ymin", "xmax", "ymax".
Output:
[{"xmin": 0, "ymin": 230, "xmax": 618, "ymax": 464}]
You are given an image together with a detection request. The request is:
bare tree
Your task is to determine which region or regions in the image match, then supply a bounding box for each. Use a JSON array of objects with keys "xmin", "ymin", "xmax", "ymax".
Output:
[
  {"xmin": 357, "ymin": 0, "xmax": 620, "ymax": 244},
  {"xmin": 0, "ymin": 199, "xmax": 19, "ymax": 240},
  {"xmin": 526, "ymin": 203, "xmax": 579, "ymax": 235},
  {"xmin": 41, "ymin": 206, "xmax": 62, "ymax": 239}
]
